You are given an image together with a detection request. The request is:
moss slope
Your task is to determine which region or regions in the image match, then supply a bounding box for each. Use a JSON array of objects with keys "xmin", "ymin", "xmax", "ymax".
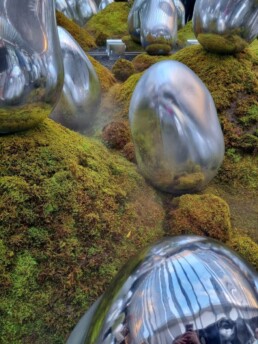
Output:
[{"xmin": 0, "ymin": 120, "xmax": 164, "ymax": 343}]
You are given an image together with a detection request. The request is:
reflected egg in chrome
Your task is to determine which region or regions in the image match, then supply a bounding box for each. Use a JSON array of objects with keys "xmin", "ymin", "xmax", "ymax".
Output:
[
  {"xmin": 68, "ymin": 236, "xmax": 258, "ymax": 344},
  {"xmin": 193, "ymin": 0, "xmax": 258, "ymax": 54},
  {"xmin": 50, "ymin": 27, "xmax": 100, "ymax": 133},
  {"xmin": 129, "ymin": 60, "xmax": 224, "ymax": 194}
]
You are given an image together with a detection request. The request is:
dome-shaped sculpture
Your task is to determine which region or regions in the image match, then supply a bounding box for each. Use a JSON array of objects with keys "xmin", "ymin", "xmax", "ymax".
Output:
[
  {"xmin": 55, "ymin": 0, "xmax": 98, "ymax": 26},
  {"xmin": 0, "ymin": 0, "xmax": 63, "ymax": 134},
  {"xmin": 174, "ymin": 0, "xmax": 185, "ymax": 30},
  {"xmin": 193, "ymin": 0, "xmax": 258, "ymax": 54},
  {"xmin": 50, "ymin": 27, "xmax": 101, "ymax": 133},
  {"xmin": 140, "ymin": 0, "xmax": 177, "ymax": 55},
  {"xmin": 129, "ymin": 60, "xmax": 224, "ymax": 194},
  {"xmin": 67, "ymin": 236, "xmax": 258, "ymax": 344},
  {"xmin": 128, "ymin": 0, "xmax": 147, "ymax": 43},
  {"xmin": 98, "ymin": 0, "xmax": 114, "ymax": 11}
]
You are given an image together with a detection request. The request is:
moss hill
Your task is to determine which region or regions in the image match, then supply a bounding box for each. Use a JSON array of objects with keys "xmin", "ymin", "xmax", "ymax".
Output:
[{"xmin": 0, "ymin": 120, "xmax": 164, "ymax": 342}]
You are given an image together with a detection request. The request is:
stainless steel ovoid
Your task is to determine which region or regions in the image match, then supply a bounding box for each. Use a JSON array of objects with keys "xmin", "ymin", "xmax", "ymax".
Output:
[
  {"xmin": 106, "ymin": 39, "xmax": 126, "ymax": 60},
  {"xmin": 67, "ymin": 236, "xmax": 258, "ymax": 344},
  {"xmin": 55, "ymin": 0, "xmax": 98, "ymax": 26},
  {"xmin": 129, "ymin": 60, "xmax": 224, "ymax": 194},
  {"xmin": 98, "ymin": 0, "xmax": 113, "ymax": 11},
  {"xmin": 50, "ymin": 27, "xmax": 101, "ymax": 133},
  {"xmin": 0, "ymin": 0, "xmax": 64, "ymax": 134},
  {"xmin": 174, "ymin": 0, "xmax": 185, "ymax": 30},
  {"xmin": 140, "ymin": 0, "xmax": 177, "ymax": 55},
  {"xmin": 127, "ymin": 0, "xmax": 147, "ymax": 43},
  {"xmin": 193, "ymin": 0, "xmax": 258, "ymax": 54}
]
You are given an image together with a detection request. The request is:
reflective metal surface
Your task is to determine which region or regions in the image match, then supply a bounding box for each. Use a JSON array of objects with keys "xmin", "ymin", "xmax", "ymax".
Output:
[
  {"xmin": 70, "ymin": 236, "xmax": 258, "ymax": 344},
  {"xmin": 129, "ymin": 60, "xmax": 224, "ymax": 194},
  {"xmin": 55, "ymin": 0, "xmax": 98, "ymax": 26},
  {"xmin": 0, "ymin": 0, "xmax": 64, "ymax": 134},
  {"xmin": 128, "ymin": 0, "xmax": 146, "ymax": 43},
  {"xmin": 51, "ymin": 27, "xmax": 101, "ymax": 133},
  {"xmin": 174, "ymin": 0, "xmax": 185, "ymax": 30},
  {"xmin": 193, "ymin": 0, "xmax": 258, "ymax": 54},
  {"xmin": 98, "ymin": 0, "xmax": 114, "ymax": 11},
  {"xmin": 140, "ymin": 0, "xmax": 177, "ymax": 54}
]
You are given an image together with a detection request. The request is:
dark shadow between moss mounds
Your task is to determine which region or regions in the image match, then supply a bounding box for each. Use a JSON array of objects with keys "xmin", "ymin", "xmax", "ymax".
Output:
[{"xmin": 0, "ymin": 119, "xmax": 164, "ymax": 343}]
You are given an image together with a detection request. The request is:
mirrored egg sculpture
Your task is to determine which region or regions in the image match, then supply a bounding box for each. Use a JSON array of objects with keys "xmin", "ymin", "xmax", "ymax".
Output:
[
  {"xmin": 174, "ymin": 0, "xmax": 185, "ymax": 30},
  {"xmin": 98, "ymin": 0, "xmax": 114, "ymax": 11},
  {"xmin": 50, "ymin": 27, "xmax": 101, "ymax": 133},
  {"xmin": 140, "ymin": 0, "xmax": 177, "ymax": 55},
  {"xmin": 0, "ymin": 0, "xmax": 64, "ymax": 134},
  {"xmin": 129, "ymin": 60, "xmax": 224, "ymax": 194},
  {"xmin": 67, "ymin": 236, "xmax": 258, "ymax": 344},
  {"xmin": 128, "ymin": 0, "xmax": 147, "ymax": 43},
  {"xmin": 193, "ymin": 0, "xmax": 258, "ymax": 54},
  {"xmin": 55, "ymin": 0, "xmax": 98, "ymax": 26}
]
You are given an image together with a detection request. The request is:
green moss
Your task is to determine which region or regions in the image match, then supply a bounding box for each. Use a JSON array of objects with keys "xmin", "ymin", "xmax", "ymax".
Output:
[
  {"xmin": 112, "ymin": 58, "xmax": 135, "ymax": 82},
  {"xmin": 88, "ymin": 55, "xmax": 116, "ymax": 93},
  {"xmin": 145, "ymin": 43, "xmax": 172, "ymax": 56},
  {"xmin": 121, "ymin": 35, "xmax": 144, "ymax": 52},
  {"xmin": 56, "ymin": 11, "xmax": 96, "ymax": 51},
  {"xmin": 176, "ymin": 20, "xmax": 195, "ymax": 48},
  {"xmin": 0, "ymin": 119, "xmax": 164, "ymax": 342},
  {"xmin": 228, "ymin": 236, "xmax": 258, "ymax": 270},
  {"xmin": 166, "ymin": 194, "xmax": 232, "ymax": 242},
  {"xmin": 250, "ymin": 38, "xmax": 258, "ymax": 56},
  {"xmin": 85, "ymin": 2, "xmax": 130, "ymax": 39}
]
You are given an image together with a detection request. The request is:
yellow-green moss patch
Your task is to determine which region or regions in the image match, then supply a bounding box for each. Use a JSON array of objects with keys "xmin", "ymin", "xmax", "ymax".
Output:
[
  {"xmin": 112, "ymin": 58, "xmax": 135, "ymax": 82},
  {"xmin": 176, "ymin": 20, "xmax": 195, "ymax": 48},
  {"xmin": 228, "ymin": 235, "xmax": 258, "ymax": 270},
  {"xmin": 0, "ymin": 119, "xmax": 164, "ymax": 343}
]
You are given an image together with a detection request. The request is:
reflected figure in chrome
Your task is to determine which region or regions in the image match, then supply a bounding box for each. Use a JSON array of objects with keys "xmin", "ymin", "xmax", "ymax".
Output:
[
  {"xmin": 51, "ymin": 27, "xmax": 100, "ymax": 133},
  {"xmin": 55, "ymin": 0, "xmax": 98, "ymax": 26},
  {"xmin": 0, "ymin": 0, "xmax": 63, "ymax": 133},
  {"xmin": 193, "ymin": 0, "xmax": 258, "ymax": 54}
]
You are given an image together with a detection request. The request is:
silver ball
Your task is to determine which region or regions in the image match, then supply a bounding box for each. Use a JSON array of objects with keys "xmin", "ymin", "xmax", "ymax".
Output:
[
  {"xmin": 69, "ymin": 236, "xmax": 258, "ymax": 344},
  {"xmin": 0, "ymin": 0, "xmax": 64, "ymax": 134},
  {"xmin": 129, "ymin": 60, "xmax": 224, "ymax": 194},
  {"xmin": 50, "ymin": 27, "xmax": 101, "ymax": 133},
  {"xmin": 193, "ymin": 0, "xmax": 258, "ymax": 54}
]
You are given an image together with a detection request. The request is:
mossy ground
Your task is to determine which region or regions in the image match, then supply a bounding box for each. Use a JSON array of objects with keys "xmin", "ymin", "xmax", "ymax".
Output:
[{"xmin": 0, "ymin": 120, "xmax": 164, "ymax": 342}]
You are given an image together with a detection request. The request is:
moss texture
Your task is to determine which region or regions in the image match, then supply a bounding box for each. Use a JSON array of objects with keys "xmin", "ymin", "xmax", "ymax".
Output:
[
  {"xmin": 228, "ymin": 235, "xmax": 258, "ymax": 271},
  {"xmin": 56, "ymin": 11, "xmax": 96, "ymax": 51},
  {"xmin": 112, "ymin": 58, "xmax": 135, "ymax": 82},
  {"xmin": 176, "ymin": 20, "xmax": 195, "ymax": 48},
  {"xmin": 88, "ymin": 55, "xmax": 116, "ymax": 93},
  {"xmin": 102, "ymin": 121, "xmax": 131, "ymax": 149},
  {"xmin": 0, "ymin": 120, "xmax": 164, "ymax": 343},
  {"xmin": 166, "ymin": 194, "xmax": 232, "ymax": 242}
]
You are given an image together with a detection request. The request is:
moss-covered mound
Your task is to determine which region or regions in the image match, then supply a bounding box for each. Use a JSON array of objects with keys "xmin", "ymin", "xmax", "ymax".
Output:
[
  {"xmin": 56, "ymin": 11, "xmax": 96, "ymax": 51},
  {"xmin": 88, "ymin": 55, "xmax": 116, "ymax": 93},
  {"xmin": 0, "ymin": 120, "xmax": 164, "ymax": 343},
  {"xmin": 228, "ymin": 235, "xmax": 258, "ymax": 271},
  {"xmin": 102, "ymin": 121, "xmax": 131, "ymax": 149},
  {"xmin": 112, "ymin": 58, "xmax": 135, "ymax": 82},
  {"xmin": 166, "ymin": 194, "xmax": 232, "ymax": 242},
  {"xmin": 176, "ymin": 20, "xmax": 195, "ymax": 48},
  {"xmin": 85, "ymin": 2, "xmax": 130, "ymax": 40}
]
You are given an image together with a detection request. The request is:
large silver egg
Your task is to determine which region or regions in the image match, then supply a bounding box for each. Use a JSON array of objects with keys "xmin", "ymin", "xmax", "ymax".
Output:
[
  {"xmin": 128, "ymin": 0, "xmax": 147, "ymax": 43},
  {"xmin": 67, "ymin": 236, "xmax": 258, "ymax": 344},
  {"xmin": 140, "ymin": 0, "xmax": 177, "ymax": 55},
  {"xmin": 0, "ymin": 0, "xmax": 64, "ymax": 134},
  {"xmin": 193, "ymin": 0, "xmax": 258, "ymax": 54},
  {"xmin": 55, "ymin": 0, "xmax": 98, "ymax": 26},
  {"xmin": 129, "ymin": 60, "xmax": 224, "ymax": 194},
  {"xmin": 50, "ymin": 27, "xmax": 101, "ymax": 133}
]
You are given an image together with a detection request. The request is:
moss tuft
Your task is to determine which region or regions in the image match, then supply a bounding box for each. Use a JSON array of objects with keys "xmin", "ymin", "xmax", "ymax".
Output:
[
  {"xmin": 112, "ymin": 58, "xmax": 135, "ymax": 82},
  {"xmin": 0, "ymin": 119, "xmax": 164, "ymax": 342},
  {"xmin": 228, "ymin": 235, "xmax": 258, "ymax": 270},
  {"xmin": 102, "ymin": 121, "xmax": 131, "ymax": 149},
  {"xmin": 176, "ymin": 20, "xmax": 195, "ymax": 48},
  {"xmin": 88, "ymin": 55, "xmax": 116, "ymax": 93},
  {"xmin": 166, "ymin": 194, "xmax": 232, "ymax": 242}
]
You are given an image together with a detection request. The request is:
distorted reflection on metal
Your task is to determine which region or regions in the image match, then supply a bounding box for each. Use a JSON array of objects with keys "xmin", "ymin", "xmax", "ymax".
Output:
[
  {"xmin": 98, "ymin": 0, "xmax": 114, "ymax": 11},
  {"xmin": 140, "ymin": 0, "xmax": 177, "ymax": 54},
  {"xmin": 174, "ymin": 0, "xmax": 185, "ymax": 29},
  {"xmin": 55, "ymin": 0, "xmax": 98, "ymax": 26},
  {"xmin": 67, "ymin": 236, "xmax": 258, "ymax": 344},
  {"xmin": 129, "ymin": 60, "xmax": 224, "ymax": 194},
  {"xmin": 128, "ymin": 0, "xmax": 147, "ymax": 43},
  {"xmin": 0, "ymin": 0, "xmax": 64, "ymax": 134},
  {"xmin": 193, "ymin": 0, "xmax": 258, "ymax": 54},
  {"xmin": 106, "ymin": 39, "xmax": 126, "ymax": 60},
  {"xmin": 50, "ymin": 27, "xmax": 101, "ymax": 133}
]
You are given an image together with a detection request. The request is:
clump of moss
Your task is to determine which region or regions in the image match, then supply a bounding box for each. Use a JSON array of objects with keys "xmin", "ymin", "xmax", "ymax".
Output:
[
  {"xmin": 228, "ymin": 235, "xmax": 258, "ymax": 270},
  {"xmin": 176, "ymin": 20, "xmax": 195, "ymax": 48},
  {"xmin": 146, "ymin": 44, "xmax": 172, "ymax": 56},
  {"xmin": 250, "ymin": 38, "xmax": 258, "ymax": 56},
  {"xmin": 85, "ymin": 2, "xmax": 130, "ymax": 39},
  {"xmin": 56, "ymin": 11, "xmax": 96, "ymax": 51},
  {"xmin": 102, "ymin": 121, "xmax": 131, "ymax": 149},
  {"xmin": 121, "ymin": 35, "xmax": 144, "ymax": 52},
  {"xmin": 122, "ymin": 142, "xmax": 136, "ymax": 163},
  {"xmin": 112, "ymin": 59, "xmax": 135, "ymax": 82},
  {"xmin": 95, "ymin": 32, "xmax": 109, "ymax": 46},
  {"xmin": 166, "ymin": 194, "xmax": 232, "ymax": 242},
  {"xmin": 132, "ymin": 53, "xmax": 167, "ymax": 72},
  {"xmin": 0, "ymin": 119, "xmax": 164, "ymax": 342},
  {"xmin": 88, "ymin": 55, "xmax": 116, "ymax": 93}
]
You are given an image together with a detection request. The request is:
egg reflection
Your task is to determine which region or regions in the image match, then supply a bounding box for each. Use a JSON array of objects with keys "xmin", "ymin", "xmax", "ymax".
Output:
[
  {"xmin": 68, "ymin": 236, "xmax": 258, "ymax": 344},
  {"xmin": 129, "ymin": 60, "xmax": 224, "ymax": 194}
]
